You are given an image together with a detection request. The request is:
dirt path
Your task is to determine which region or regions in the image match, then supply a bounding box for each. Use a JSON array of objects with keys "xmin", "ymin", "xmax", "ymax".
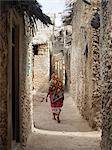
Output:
[
  {"xmin": 25, "ymin": 93, "xmax": 101, "ymax": 150},
  {"xmin": 34, "ymin": 93, "xmax": 93, "ymax": 132}
]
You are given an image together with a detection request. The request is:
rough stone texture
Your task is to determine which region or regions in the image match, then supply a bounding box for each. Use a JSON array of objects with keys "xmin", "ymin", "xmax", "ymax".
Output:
[
  {"xmin": 63, "ymin": 25, "xmax": 72, "ymax": 91},
  {"xmin": 19, "ymin": 28, "xmax": 33, "ymax": 148},
  {"xmin": 0, "ymin": 9, "xmax": 8, "ymax": 150},
  {"xmin": 0, "ymin": 8, "xmax": 33, "ymax": 149},
  {"xmin": 33, "ymin": 44, "xmax": 50, "ymax": 93},
  {"xmin": 90, "ymin": 28, "xmax": 101, "ymax": 129},
  {"xmin": 100, "ymin": 0, "xmax": 112, "ymax": 149},
  {"xmin": 70, "ymin": 0, "xmax": 101, "ymax": 130}
]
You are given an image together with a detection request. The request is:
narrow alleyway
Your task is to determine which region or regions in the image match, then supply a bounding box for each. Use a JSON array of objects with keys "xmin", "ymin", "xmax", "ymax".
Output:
[
  {"xmin": 0, "ymin": 0, "xmax": 112, "ymax": 150},
  {"xmin": 24, "ymin": 93, "xmax": 101, "ymax": 150}
]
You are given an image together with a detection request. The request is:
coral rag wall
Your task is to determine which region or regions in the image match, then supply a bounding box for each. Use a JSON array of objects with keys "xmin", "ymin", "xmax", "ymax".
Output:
[
  {"xmin": 100, "ymin": 0, "xmax": 112, "ymax": 149},
  {"xmin": 0, "ymin": 8, "xmax": 33, "ymax": 149},
  {"xmin": 70, "ymin": 0, "xmax": 101, "ymax": 130},
  {"xmin": 19, "ymin": 15, "xmax": 34, "ymax": 148},
  {"xmin": 33, "ymin": 44, "xmax": 50, "ymax": 93},
  {"xmin": 0, "ymin": 9, "xmax": 8, "ymax": 150},
  {"xmin": 19, "ymin": 33, "xmax": 33, "ymax": 147}
]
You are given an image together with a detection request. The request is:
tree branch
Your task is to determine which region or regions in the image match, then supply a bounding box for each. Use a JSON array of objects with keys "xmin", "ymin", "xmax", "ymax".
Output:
[{"xmin": 82, "ymin": 0, "xmax": 91, "ymax": 5}]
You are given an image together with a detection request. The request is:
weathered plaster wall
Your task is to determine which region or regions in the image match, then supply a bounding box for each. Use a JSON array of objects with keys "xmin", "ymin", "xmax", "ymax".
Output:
[
  {"xmin": 100, "ymin": 0, "xmax": 112, "ymax": 149},
  {"xmin": 64, "ymin": 25, "xmax": 72, "ymax": 91},
  {"xmin": 71, "ymin": 0, "xmax": 101, "ymax": 130},
  {"xmin": 0, "ymin": 10, "xmax": 8, "ymax": 150},
  {"xmin": 90, "ymin": 27, "xmax": 101, "ymax": 129},
  {"xmin": 0, "ymin": 8, "xmax": 33, "ymax": 149},
  {"xmin": 19, "ymin": 19, "xmax": 33, "ymax": 148},
  {"xmin": 33, "ymin": 44, "xmax": 50, "ymax": 93},
  {"xmin": 53, "ymin": 52, "xmax": 65, "ymax": 84}
]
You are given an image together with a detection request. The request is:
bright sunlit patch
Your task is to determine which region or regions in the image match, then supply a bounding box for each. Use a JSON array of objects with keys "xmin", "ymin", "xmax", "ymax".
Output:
[{"xmin": 33, "ymin": 127, "xmax": 101, "ymax": 138}]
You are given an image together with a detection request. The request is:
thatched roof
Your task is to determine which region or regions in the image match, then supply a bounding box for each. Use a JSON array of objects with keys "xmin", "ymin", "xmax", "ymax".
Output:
[{"xmin": 0, "ymin": 0, "xmax": 52, "ymax": 33}]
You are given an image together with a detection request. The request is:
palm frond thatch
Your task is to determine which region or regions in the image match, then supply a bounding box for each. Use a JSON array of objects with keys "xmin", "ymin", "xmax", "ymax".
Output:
[
  {"xmin": 0, "ymin": 0, "xmax": 53, "ymax": 34},
  {"xmin": 62, "ymin": 2, "xmax": 74, "ymax": 25}
]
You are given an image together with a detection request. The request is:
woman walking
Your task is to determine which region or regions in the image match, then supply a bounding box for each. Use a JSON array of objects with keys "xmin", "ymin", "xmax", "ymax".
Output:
[{"xmin": 46, "ymin": 73, "xmax": 64, "ymax": 123}]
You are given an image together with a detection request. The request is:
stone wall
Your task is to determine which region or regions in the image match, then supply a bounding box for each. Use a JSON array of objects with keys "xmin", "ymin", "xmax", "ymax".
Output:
[
  {"xmin": 19, "ymin": 34, "xmax": 33, "ymax": 148},
  {"xmin": 100, "ymin": 0, "xmax": 112, "ymax": 149},
  {"xmin": 53, "ymin": 52, "xmax": 65, "ymax": 84},
  {"xmin": 71, "ymin": 0, "xmax": 101, "ymax": 130},
  {"xmin": 19, "ymin": 15, "xmax": 33, "ymax": 148},
  {"xmin": 33, "ymin": 44, "xmax": 50, "ymax": 93},
  {"xmin": 0, "ymin": 8, "xmax": 33, "ymax": 149},
  {"xmin": 63, "ymin": 25, "xmax": 72, "ymax": 91},
  {"xmin": 90, "ymin": 27, "xmax": 101, "ymax": 129},
  {"xmin": 0, "ymin": 9, "xmax": 8, "ymax": 150}
]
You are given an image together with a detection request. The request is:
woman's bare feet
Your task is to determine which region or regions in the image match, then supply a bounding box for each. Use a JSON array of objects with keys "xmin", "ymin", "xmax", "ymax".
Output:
[
  {"xmin": 52, "ymin": 113, "xmax": 56, "ymax": 120},
  {"xmin": 57, "ymin": 116, "xmax": 61, "ymax": 123}
]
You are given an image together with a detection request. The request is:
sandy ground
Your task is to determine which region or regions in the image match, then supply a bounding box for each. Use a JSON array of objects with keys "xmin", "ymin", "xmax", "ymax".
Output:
[
  {"xmin": 25, "ymin": 93, "xmax": 101, "ymax": 150},
  {"xmin": 33, "ymin": 93, "xmax": 93, "ymax": 132}
]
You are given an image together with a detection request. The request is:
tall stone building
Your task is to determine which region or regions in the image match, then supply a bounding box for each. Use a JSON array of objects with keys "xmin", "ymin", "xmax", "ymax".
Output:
[
  {"xmin": 100, "ymin": 0, "xmax": 112, "ymax": 149},
  {"xmin": 63, "ymin": 25, "xmax": 72, "ymax": 91},
  {"xmin": 52, "ymin": 27, "xmax": 65, "ymax": 83},
  {"xmin": 0, "ymin": 1, "xmax": 51, "ymax": 149},
  {"xmin": 31, "ymin": 19, "xmax": 53, "ymax": 94},
  {"xmin": 70, "ymin": 0, "xmax": 112, "ymax": 149},
  {"xmin": 33, "ymin": 43, "xmax": 50, "ymax": 93},
  {"xmin": 71, "ymin": 0, "xmax": 101, "ymax": 130},
  {"xmin": 0, "ymin": 7, "xmax": 33, "ymax": 150}
]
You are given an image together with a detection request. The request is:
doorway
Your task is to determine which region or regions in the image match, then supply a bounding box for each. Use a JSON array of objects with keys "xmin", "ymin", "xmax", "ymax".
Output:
[{"xmin": 11, "ymin": 25, "xmax": 20, "ymax": 146}]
